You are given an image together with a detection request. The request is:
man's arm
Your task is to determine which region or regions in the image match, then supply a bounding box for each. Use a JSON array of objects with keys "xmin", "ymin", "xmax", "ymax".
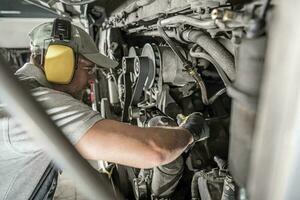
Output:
[{"xmin": 75, "ymin": 119, "xmax": 193, "ymax": 169}]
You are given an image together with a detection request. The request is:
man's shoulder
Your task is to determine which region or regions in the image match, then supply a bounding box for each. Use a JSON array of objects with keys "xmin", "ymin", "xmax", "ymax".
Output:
[
  {"xmin": 32, "ymin": 86, "xmax": 84, "ymax": 110},
  {"xmin": 15, "ymin": 63, "xmax": 80, "ymax": 104},
  {"xmin": 16, "ymin": 63, "xmax": 51, "ymax": 88},
  {"xmin": 33, "ymin": 87, "xmax": 102, "ymax": 145},
  {"xmin": 32, "ymin": 86, "xmax": 72, "ymax": 98}
]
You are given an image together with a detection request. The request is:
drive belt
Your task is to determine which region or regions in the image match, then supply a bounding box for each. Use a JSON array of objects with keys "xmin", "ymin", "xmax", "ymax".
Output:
[
  {"xmin": 121, "ymin": 57, "xmax": 134, "ymax": 122},
  {"xmin": 121, "ymin": 56, "xmax": 150, "ymax": 122},
  {"xmin": 130, "ymin": 56, "xmax": 150, "ymax": 106}
]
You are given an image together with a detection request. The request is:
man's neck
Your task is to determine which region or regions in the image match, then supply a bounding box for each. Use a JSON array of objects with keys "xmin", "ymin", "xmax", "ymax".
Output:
[{"xmin": 52, "ymin": 84, "xmax": 83, "ymax": 100}]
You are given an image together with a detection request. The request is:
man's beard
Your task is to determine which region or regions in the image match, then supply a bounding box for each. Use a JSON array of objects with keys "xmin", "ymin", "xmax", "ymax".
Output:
[
  {"xmin": 72, "ymin": 90, "xmax": 84, "ymax": 100},
  {"xmin": 52, "ymin": 82, "xmax": 86, "ymax": 101}
]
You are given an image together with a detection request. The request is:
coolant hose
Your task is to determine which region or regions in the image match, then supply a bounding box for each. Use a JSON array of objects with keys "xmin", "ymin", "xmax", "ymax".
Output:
[
  {"xmin": 189, "ymin": 45, "xmax": 231, "ymax": 87},
  {"xmin": 182, "ymin": 30, "xmax": 236, "ymax": 81}
]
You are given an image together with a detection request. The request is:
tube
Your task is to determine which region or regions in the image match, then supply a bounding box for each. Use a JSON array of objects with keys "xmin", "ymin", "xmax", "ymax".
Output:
[
  {"xmin": 190, "ymin": 45, "xmax": 231, "ymax": 87},
  {"xmin": 130, "ymin": 29, "xmax": 177, "ymax": 38},
  {"xmin": 189, "ymin": 70, "xmax": 209, "ymax": 105},
  {"xmin": 209, "ymin": 88, "xmax": 227, "ymax": 104},
  {"xmin": 160, "ymin": 15, "xmax": 216, "ymax": 29},
  {"xmin": 182, "ymin": 30, "xmax": 236, "ymax": 81}
]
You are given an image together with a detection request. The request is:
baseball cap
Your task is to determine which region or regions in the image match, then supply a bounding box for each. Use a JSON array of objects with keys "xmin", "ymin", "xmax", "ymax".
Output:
[{"xmin": 29, "ymin": 21, "xmax": 119, "ymax": 69}]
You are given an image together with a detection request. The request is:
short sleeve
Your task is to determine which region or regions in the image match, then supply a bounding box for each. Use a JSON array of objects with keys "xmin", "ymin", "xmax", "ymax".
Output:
[{"xmin": 6, "ymin": 87, "xmax": 103, "ymax": 155}]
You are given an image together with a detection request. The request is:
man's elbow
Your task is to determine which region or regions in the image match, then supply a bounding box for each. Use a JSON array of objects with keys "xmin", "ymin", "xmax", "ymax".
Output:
[
  {"xmin": 143, "ymin": 130, "xmax": 191, "ymax": 168},
  {"xmin": 146, "ymin": 149, "xmax": 167, "ymax": 168},
  {"xmin": 142, "ymin": 146, "xmax": 175, "ymax": 168}
]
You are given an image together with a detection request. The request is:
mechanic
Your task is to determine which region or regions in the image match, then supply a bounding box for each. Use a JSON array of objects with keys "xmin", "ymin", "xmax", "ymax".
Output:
[{"xmin": 0, "ymin": 18, "xmax": 209, "ymax": 199}]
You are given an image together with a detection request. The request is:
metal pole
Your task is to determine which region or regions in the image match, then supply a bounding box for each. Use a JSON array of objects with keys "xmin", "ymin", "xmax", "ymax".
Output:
[
  {"xmin": 248, "ymin": 0, "xmax": 300, "ymax": 199},
  {"xmin": 0, "ymin": 55, "xmax": 119, "ymax": 200}
]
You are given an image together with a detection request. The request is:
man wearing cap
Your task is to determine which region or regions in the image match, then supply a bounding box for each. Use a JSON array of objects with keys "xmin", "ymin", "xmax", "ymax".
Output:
[{"xmin": 0, "ymin": 18, "xmax": 209, "ymax": 199}]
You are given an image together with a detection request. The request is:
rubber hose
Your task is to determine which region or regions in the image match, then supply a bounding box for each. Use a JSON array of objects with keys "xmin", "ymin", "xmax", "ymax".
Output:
[
  {"xmin": 182, "ymin": 30, "xmax": 236, "ymax": 81},
  {"xmin": 189, "ymin": 47, "xmax": 231, "ymax": 87}
]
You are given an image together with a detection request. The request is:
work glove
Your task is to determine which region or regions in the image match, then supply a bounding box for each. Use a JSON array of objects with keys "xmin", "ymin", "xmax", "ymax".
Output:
[{"xmin": 178, "ymin": 112, "xmax": 209, "ymax": 143}]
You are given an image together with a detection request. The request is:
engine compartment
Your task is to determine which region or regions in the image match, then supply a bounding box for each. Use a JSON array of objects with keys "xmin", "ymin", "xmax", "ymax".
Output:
[
  {"xmin": 0, "ymin": 0, "xmax": 272, "ymax": 199},
  {"xmin": 86, "ymin": 0, "xmax": 270, "ymax": 199}
]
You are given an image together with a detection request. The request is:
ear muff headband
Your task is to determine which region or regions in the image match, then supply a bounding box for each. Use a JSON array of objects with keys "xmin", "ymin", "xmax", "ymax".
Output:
[{"xmin": 44, "ymin": 18, "xmax": 77, "ymax": 84}]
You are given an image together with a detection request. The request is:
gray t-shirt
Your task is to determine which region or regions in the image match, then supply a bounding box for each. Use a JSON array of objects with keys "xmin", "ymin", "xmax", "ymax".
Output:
[{"xmin": 0, "ymin": 63, "xmax": 103, "ymax": 200}]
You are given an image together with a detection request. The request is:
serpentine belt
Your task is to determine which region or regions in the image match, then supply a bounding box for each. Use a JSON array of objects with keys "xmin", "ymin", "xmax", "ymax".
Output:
[
  {"xmin": 121, "ymin": 56, "xmax": 150, "ymax": 122},
  {"xmin": 121, "ymin": 57, "xmax": 134, "ymax": 122}
]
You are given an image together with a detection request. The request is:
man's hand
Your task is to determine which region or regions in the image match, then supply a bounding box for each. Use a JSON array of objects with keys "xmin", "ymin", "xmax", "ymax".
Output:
[{"xmin": 178, "ymin": 112, "xmax": 209, "ymax": 143}]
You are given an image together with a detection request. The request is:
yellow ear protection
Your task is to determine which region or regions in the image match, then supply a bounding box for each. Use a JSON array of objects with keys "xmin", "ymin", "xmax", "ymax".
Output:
[{"xmin": 42, "ymin": 18, "xmax": 78, "ymax": 84}]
